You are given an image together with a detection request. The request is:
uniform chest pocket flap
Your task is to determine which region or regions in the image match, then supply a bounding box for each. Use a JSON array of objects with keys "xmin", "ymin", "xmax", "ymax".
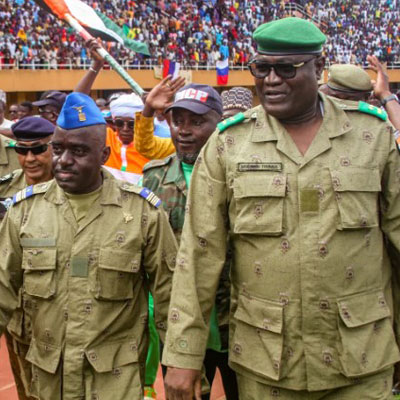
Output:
[
  {"xmin": 330, "ymin": 167, "xmax": 381, "ymax": 230},
  {"xmin": 233, "ymin": 173, "xmax": 286, "ymax": 235},
  {"xmin": 22, "ymin": 247, "xmax": 57, "ymax": 299},
  {"xmin": 337, "ymin": 290, "xmax": 400, "ymax": 378},
  {"xmin": 230, "ymin": 294, "xmax": 284, "ymax": 381},
  {"xmin": 96, "ymin": 248, "xmax": 142, "ymax": 301}
]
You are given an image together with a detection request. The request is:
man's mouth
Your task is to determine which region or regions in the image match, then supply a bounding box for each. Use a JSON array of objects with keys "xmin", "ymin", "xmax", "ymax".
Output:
[{"xmin": 264, "ymin": 91, "xmax": 287, "ymax": 102}]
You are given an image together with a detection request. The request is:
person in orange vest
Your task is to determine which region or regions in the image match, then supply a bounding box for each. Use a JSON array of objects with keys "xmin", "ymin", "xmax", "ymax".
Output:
[{"xmin": 103, "ymin": 93, "xmax": 149, "ymax": 184}]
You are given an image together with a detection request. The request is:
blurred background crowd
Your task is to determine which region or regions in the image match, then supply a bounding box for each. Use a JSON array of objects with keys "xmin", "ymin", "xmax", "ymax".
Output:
[{"xmin": 0, "ymin": 0, "xmax": 399, "ymax": 70}]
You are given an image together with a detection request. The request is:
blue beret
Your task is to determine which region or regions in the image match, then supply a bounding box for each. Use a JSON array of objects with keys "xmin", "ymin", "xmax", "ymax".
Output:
[
  {"xmin": 12, "ymin": 116, "xmax": 55, "ymax": 141},
  {"xmin": 57, "ymin": 93, "xmax": 106, "ymax": 130}
]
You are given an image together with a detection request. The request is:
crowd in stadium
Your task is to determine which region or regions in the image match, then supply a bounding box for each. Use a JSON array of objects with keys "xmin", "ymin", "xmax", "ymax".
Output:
[{"xmin": 0, "ymin": 0, "xmax": 399, "ymax": 69}]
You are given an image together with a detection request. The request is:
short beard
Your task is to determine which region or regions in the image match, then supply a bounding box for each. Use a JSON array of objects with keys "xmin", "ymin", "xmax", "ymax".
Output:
[{"xmin": 176, "ymin": 152, "xmax": 199, "ymax": 165}]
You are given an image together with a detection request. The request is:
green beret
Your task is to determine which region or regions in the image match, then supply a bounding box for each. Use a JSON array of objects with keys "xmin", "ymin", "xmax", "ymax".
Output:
[
  {"xmin": 253, "ymin": 17, "xmax": 326, "ymax": 55},
  {"xmin": 327, "ymin": 64, "xmax": 373, "ymax": 92}
]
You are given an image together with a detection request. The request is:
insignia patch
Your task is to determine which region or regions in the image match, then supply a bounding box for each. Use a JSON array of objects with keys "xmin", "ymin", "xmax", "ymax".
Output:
[
  {"xmin": 73, "ymin": 106, "xmax": 86, "ymax": 122},
  {"xmin": 217, "ymin": 112, "xmax": 245, "ymax": 133},
  {"xmin": 70, "ymin": 256, "xmax": 89, "ymax": 278},
  {"xmin": 0, "ymin": 172, "xmax": 13, "ymax": 184},
  {"xmin": 12, "ymin": 182, "xmax": 49, "ymax": 205},
  {"xmin": 139, "ymin": 187, "xmax": 162, "ymax": 208},
  {"xmin": 237, "ymin": 162, "xmax": 283, "ymax": 172},
  {"xmin": 123, "ymin": 213, "xmax": 134, "ymax": 223},
  {"xmin": 358, "ymin": 101, "xmax": 387, "ymax": 121},
  {"xmin": 5, "ymin": 139, "xmax": 16, "ymax": 148}
]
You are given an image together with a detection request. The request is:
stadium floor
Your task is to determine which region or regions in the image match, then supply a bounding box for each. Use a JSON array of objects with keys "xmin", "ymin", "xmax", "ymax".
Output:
[{"xmin": 0, "ymin": 336, "xmax": 226, "ymax": 400}]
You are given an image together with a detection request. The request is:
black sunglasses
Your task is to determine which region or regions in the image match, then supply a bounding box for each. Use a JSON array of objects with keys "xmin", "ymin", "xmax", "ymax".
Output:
[
  {"xmin": 38, "ymin": 108, "xmax": 58, "ymax": 117},
  {"xmin": 248, "ymin": 57, "xmax": 316, "ymax": 80},
  {"xmin": 114, "ymin": 118, "xmax": 135, "ymax": 129},
  {"xmin": 14, "ymin": 143, "xmax": 49, "ymax": 155}
]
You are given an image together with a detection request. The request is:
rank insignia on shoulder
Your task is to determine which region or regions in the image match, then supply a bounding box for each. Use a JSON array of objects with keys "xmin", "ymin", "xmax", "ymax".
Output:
[
  {"xmin": 358, "ymin": 101, "xmax": 388, "ymax": 121},
  {"xmin": 12, "ymin": 182, "xmax": 49, "ymax": 205},
  {"xmin": 0, "ymin": 172, "xmax": 13, "ymax": 184},
  {"xmin": 139, "ymin": 187, "xmax": 162, "ymax": 208},
  {"xmin": 5, "ymin": 139, "xmax": 16, "ymax": 148},
  {"xmin": 217, "ymin": 112, "xmax": 246, "ymax": 133}
]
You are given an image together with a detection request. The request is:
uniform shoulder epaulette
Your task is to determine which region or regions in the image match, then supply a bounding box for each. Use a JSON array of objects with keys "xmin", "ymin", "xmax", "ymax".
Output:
[
  {"xmin": 340, "ymin": 100, "xmax": 388, "ymax": 121},
  {"xmin": 357, "ymin": 101, "xmax": 387, "ymax": 121},
  {"xmin": 0, "ymin": 172, "xmax": 14, "ymax": 184},
  {"xmin": 142, "ymin": 155, "xmax": 174, "ymax": 173},
  {"xmin": 217, "ymin": 112, "xmax": 246, "ymax": 133},
  {"xmin": 12, "ymin": 181, "xmax": 50, "ymax": 205},
  {"xmin": 120, "ymin": 182, "xmax": 161, "ymax": 208},
  {"xmin": 5, "ymin": 138, "xmax": 16, "ymax": 148}
]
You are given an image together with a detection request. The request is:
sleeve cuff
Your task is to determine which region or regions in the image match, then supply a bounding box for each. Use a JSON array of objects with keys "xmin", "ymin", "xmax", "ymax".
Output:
[{"xmin": 162, "ymin": 349, "xmax": 205, "ymax": 370}]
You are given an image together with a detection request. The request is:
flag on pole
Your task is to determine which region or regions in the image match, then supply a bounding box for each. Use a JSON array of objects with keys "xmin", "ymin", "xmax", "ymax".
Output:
[
  {"xmin": 163, "ymin": 60, "xmax": 180, "ymax": 78},
  {"xmin": 34, "ymin": 0, "xmax": 149, "ymax": 55},
  {"xmin": 216, "ymin": 59, "xmax": 229, "ymax": 85}
]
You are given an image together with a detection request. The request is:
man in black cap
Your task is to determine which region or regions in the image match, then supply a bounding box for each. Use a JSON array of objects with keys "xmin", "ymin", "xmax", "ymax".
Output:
[
  {"xmin": 0, "ymin": 116, "xmax": 55, "ymax": 201},
  {"xmin": 0, "ymin": 116, "xmax": 55, "ymax": 400},
  {"xmin": 32, "ymin": 90, "xmax": 67, "ymax": 124},
  {"xmin": 143, "ymin": 84, "xmax": 238, "ymax": 400}
]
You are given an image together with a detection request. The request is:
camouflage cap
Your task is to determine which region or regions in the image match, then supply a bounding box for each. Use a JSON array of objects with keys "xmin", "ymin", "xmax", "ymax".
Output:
[{"xmin": 327, "ymin": 64, "xmax": 373, "ymax": 93}]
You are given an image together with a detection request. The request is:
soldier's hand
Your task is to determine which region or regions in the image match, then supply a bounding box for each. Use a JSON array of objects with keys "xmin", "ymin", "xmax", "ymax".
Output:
[
  {"xmin": 367, "ymin": 54, "xmax": 391, "ymax": 101},
  {"xmin": 142, "ymin": 75, "xmax": 186, "ymax": 117},
  {"xmin": 164, "ymin": 367, "xmax": 202, "ymax": 400}
]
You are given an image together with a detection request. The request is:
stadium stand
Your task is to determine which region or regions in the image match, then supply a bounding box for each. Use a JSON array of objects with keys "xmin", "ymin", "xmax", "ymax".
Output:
[{"xmin": 0, "ymin": 0, "xmax": 399, "ymax": 70}]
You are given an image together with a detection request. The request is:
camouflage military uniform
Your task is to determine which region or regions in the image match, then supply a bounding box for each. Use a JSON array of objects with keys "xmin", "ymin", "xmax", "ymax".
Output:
[
  {"xmin": 162, "ymin": 94, "xmax": 400, "ymax": 397},
  {"xmin": 0, "ymin": 134, "xmax": 19, "ymax": 177},
  {"xmin": 0, "ymin": 170, "xmax": 177, "ymax": 400},
  {"xmin": 143, "ymin": 154, "xmax": 230, "ymax": 346},
  {"xmin": 0, "ymin": 169, "xmax": 35, "ymax": 400}
]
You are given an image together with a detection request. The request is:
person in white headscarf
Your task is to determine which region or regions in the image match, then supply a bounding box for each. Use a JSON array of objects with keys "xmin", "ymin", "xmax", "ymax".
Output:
[{"xmin": 103, "ymin": 93, "xmax": 150, "ymax": 184}]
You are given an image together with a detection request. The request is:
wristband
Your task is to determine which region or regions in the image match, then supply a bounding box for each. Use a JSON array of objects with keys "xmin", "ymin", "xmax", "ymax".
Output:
[{"xmin": 381, "ymin": 94, "xmax": 399, "ymax": 106}]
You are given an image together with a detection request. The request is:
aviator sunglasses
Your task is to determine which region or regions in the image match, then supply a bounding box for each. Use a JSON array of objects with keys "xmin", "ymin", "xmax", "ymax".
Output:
[
  {"xmin": 14, "ymin": 143, "xmax": 48, "ymax": 155},
  {"xmin": 248, "ymin": 57, "xmax": 316, "ymax": 80},
  {"xmin": 114, "ymin": 118, "xmax": 135, "ymax": 129}
]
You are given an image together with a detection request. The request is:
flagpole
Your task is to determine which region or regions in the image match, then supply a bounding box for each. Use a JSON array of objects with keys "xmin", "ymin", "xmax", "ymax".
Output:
[{"xmin": 64, "ymin": 13, "xmax": 144, "ymax": 97}]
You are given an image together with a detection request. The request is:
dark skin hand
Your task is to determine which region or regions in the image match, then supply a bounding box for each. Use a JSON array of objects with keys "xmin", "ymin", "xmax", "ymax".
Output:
[
  {"xmin": 368, "ymin": 54, "xmax": 400, "ymax": 131},
  {"xmin": 142, "ymin": 75, "xmax": 186, "ymax": 118},
  {"xmin": 164, "ymin": 367, "xmax": 202, "ymax": 400}
]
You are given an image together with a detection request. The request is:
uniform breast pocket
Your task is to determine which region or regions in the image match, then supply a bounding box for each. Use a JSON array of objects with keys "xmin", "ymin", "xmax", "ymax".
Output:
[
  {"xmin": 95, "ymin": 248, "xmax": 142, "ymax": 301},
  {"xmin": 21, "ymin": 247, "xmax": 57, "ymax": 299},
  {"xmin": 330, "ymin": 167, "xmax": 381, "ymax": 230},
  {"xmin": 233, "ymin": 173, "xmax": 286, "ymax": 235}
]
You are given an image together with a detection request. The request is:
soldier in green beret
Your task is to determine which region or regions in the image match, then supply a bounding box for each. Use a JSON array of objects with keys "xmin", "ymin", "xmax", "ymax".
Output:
[{"xmin": 163, "ymin": 17, "xmax": 400, "ymax": 399}]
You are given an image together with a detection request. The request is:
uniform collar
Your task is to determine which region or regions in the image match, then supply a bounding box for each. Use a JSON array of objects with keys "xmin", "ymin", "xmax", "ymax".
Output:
[
  {"xmin": 250, "ymin": 94, "xmax": 352, "ymax": 143},
  {"xmin": 163, "ymin": 154, "xmax": 187, "ymax": 195},
  {"xmin": 44, "ymin": 168, "xmax": 122, "ymax": 207}
]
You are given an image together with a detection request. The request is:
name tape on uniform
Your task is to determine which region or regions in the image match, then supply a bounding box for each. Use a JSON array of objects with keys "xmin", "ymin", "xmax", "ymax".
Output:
[{"xmin": 237, "ymin": 162, "xmax": 283, "ymax": 172}]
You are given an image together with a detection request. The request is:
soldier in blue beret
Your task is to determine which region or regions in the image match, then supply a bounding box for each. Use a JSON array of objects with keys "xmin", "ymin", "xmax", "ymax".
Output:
[
  {"xmin": 0, "ymin": 91, "xmax": 177, "ymax": 400},
  {"xmin": 163, "ymin": 17, "xmax": 400, "ymax": 400}
]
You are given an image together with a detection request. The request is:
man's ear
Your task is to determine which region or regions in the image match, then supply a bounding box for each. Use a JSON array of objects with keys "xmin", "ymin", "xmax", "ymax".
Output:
[
  {"xmin": 315, "ymin": 56, "xmax": 325, "ymax": 80},
  {"xmin": 101, "ymin": 146, "xmax": 111, "ymax": 165}
]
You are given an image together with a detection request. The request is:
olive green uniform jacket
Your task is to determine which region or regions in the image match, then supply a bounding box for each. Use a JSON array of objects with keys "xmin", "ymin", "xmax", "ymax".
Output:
[
  {"xmin": 0, "ymin": 134, "xmax": 19, "ymax": 177},
  {"xmin": 0, "ymin": 169, "xmax": 26, "ymax": 199},
  {"xmin": 162, "ymin": 95, "xmax": 400, "ymax": 391},
  {"xmin": 143, "ymin": 154, "xmax": 231, "ymax": 346},
  {"xmin": 0, "ymin": 171, "xmax": 177, "ymax": 400}
]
